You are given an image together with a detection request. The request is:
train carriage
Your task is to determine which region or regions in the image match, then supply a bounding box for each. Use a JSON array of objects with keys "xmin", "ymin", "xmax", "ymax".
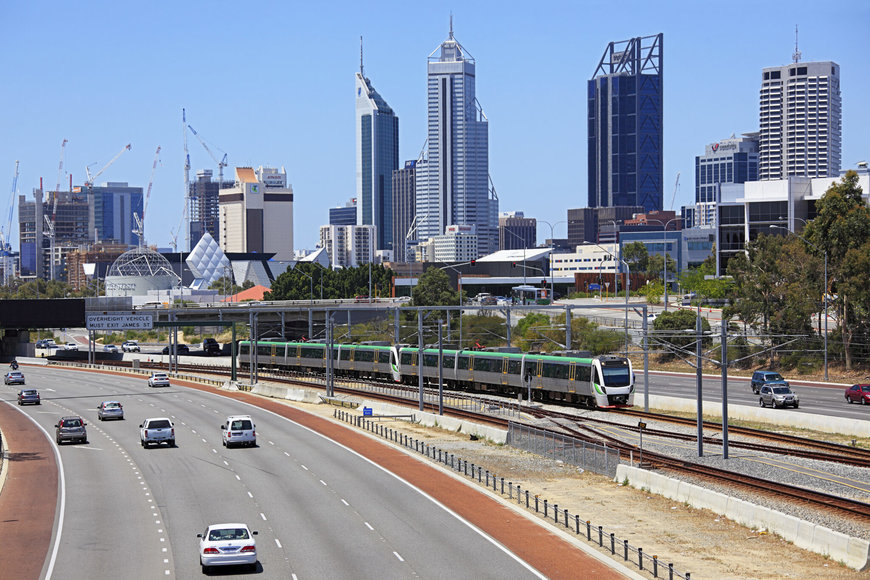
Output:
[{"xmin": 238, "ymin": 340, "xmax": 634, "ymax": 409}]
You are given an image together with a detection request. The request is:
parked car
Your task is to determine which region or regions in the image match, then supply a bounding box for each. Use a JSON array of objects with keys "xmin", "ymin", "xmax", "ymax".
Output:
[
  {"xmin": 17, "ymin": 388, "xmax": 40, "ymax": 405},
  {"xmin": 148, "ymin": 372, "xmax": 170, "ymax": 388},
  {"xmin": 202, "ymin": 338, "xmax": 222, "ymax": 356},
  {"xmin": 750, "ymin": 370, "xmax": 789, "ymax": 395},
  {"xmin": 139, "ymin": 417, "xmax": 175, "ymax": 448},
  {"xmin": 103, "ymin": 344, "xmax": 120, "ymax": 353},
  {"xmin": 845, "ymin": 384, "xmax": 870, "ymax": 405},
  {"xmin": 64, "ymin": 342, "xmax": 79, "ymax": 351},
  {"xmin": 197, "ymin": 523, "xmax": 258, "ymax": 573},
  {"xmin": 96, "ymin": 400, "xmax": 125, "ymax": 420},
  {"xmin": 221, "ymin": 415, "xmax": 256, "ymax": 448},
  {"xmin": 161, "ymin": 344, "xmax": 189, "ymax": 355},
  {"xmin": 122, "ymin": 340, "xmax": 141, "ymax": 352},
  {"xmin": 759, "ymin": 384, "xmax": 800, "ymax": 408},
  {"xmin": 56, "ymin": 416, "xmax": 88, "ymax": 444},
  {"xmin": 4, "ymin": 371, "xmax": 25, "ymax": 385}
]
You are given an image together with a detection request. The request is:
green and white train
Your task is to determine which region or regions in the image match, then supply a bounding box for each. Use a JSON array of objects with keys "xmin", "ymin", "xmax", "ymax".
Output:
[{"xmin": 239, "ymin": 341, "xmax": 635, "ymax": 408}]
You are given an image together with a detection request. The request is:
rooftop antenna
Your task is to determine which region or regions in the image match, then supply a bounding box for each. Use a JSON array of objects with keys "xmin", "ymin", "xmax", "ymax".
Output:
[
  {"xmin": 792, "ymin": 24, "xmax": 802, "ymax": 64},
  {"xmin": 360, "ymin": 36, "xmax": 364, "ymax": 76},
  {"xmin": 449, "ymin": 13, "xmax": 454, "ymax": 39}
]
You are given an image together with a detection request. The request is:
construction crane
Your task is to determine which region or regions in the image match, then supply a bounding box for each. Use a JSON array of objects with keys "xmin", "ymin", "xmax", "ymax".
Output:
[
  {"xmin": 187, "ymin": 123, "xmax": 228, "ymax": 188},
  {"xmin": 133, "ymin": 146, "xmax": 161, "ymax": 249},
  {"xmin": 85, "ymin": 143, "xmax": 131, "ymax": 186},
  {"xmin": 1, "ymin": 161, "xmax": 19, "ymax": 285},
  {"xmin": 176, "ymin": 108, "xmax": 191, "ymax": 252},
  {"xmin": 669, "ymin": 172, "xmax": 681, "ymax": 210},
  {"xmin": 44, "ymin": 138, "xmax": 68, "ymax": 281}
]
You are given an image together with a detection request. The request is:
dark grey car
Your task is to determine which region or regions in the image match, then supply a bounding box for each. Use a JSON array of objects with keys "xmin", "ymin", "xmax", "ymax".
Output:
[
  {"xmin": 17, "ymin": 388, "xmax": 40, "ymax": 405},
  {"xmin": 56, "ymin": 416, "xmax": 88, "ymax": 444},
  {"xmin": 751, "ymin": 370, "xmax": 789, "ymax": 394}
]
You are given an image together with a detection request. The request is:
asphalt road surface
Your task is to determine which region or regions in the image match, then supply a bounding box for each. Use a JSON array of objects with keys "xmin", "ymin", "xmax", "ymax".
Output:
[{"xmin": 1, "ymin": 366, "xmax": 624, "ymax": 580}]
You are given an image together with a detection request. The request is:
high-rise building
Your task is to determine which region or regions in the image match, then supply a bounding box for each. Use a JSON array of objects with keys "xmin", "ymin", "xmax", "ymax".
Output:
[
  {"xmin": 415, "ymin": 22, "xmax": 498, "ymax": 256},
  {"xmin": 694, "ymin": 133, "xmax": 759, "ymax": 227},
  {"xmin": 498, "ymin": 212, "xmax": 536, "ymax": 251},
  {"xmin": 356, "ymin": 56, "xmax": 399, "ymax": 251},
  {"xmin": 190, "ymin": 169, "xmax": 233, "ymax": 248},
  {"xmin": 319, "ymin": 224, "xmax": 375, "ymax": 269},
  {"xmin": 588, "ymin": 34, "xmax": 663, "ymax": 213},
  {"xmin": 329, "ymin": 198, "xmax": 358, "ymax": 226},
  {"xmin": 88, "ymin": 182, "xmax": 143, "ymax": 247},
  {"xmin": 219, "ymin": 166, "xmax": 294, "ymax": 261},
  {"xmin": 433, "ymin": 224, "xmax": 478, "ymax": 262},
  {"xmin": 391, "ymin": 160, "xmax": 416, "ymax": 262},
  {"xmin": 758, "ymin": 60, "xmax": 841, "ymax": 180}
]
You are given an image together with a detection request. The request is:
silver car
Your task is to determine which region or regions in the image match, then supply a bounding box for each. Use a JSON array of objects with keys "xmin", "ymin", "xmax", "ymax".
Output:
[
  {"xmin": 56, "ymin": 416, "xmax": 88, "ymax": 444},
  {"xmin": 148, "ymin": 372, "xmax": 170, "ymax": 387},
  {"xmin": 97, "ymin": 400, "xmax": 124, "ymax": 421},
  {"xmin": 759, "ymin": 385, "xmax": 800, "ymax": 408}
]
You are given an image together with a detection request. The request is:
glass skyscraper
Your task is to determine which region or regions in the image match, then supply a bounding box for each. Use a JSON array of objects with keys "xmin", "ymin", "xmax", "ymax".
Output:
[
  {"xmin": 415, "ymin": 23, "xmax": 497, "ymax": 256},
  {"xmin": 355, "ymin": 64, "xmax": 399, "ymax": 251},
  {"xmin": 588, "ymin": 34, "xmax": 663, "ymax": 214}
]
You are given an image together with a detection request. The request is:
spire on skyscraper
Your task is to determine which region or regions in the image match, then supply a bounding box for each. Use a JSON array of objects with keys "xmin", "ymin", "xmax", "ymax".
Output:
[{"xmin": 792, "ymin": 25, "xmax": 801, "ymax": 64}]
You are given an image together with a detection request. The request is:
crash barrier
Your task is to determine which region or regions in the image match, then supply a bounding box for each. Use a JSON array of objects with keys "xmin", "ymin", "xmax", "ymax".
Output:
[{"xmin": 333, "ymin": 408, "xmax": 690, "ymax": 580}]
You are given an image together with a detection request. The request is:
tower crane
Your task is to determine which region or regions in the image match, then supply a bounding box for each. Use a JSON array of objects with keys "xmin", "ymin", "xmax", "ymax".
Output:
[
  {"xmin": 2, "ymin": 161, "xmax": 19, "ymax": 285},
  {"xmin": 85, "ymin": 143, "xmax": 132, "ymax": 186},
  {"xmin": 176, "ymin": 108, "xmax": 191, "ymax": 252},
  {"xmin": 133, "ymin": 146, "xmax": 161, "ymax": 249},
  {"xmin": 44, "ymin": 138, "xmax": 68, "ymax": 281},
  {"xmin": 187, "ymin": 123, "xmax": 228, "ymax": 188},
  {"xmin": 669, "ymin": 172, "xmax": 681, "ymax": 210}
]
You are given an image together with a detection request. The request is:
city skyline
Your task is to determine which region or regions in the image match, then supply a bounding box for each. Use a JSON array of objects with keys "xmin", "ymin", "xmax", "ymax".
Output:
[{"xmin": 1, "ymin": 1, "xmax": 868, "ymax": 256}]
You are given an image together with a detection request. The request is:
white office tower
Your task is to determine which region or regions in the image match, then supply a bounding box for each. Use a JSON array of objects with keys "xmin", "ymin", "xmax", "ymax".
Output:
[
  {"xmin": 319, "ymin": 224, "xmax": 375, "ymax": 269},
  {"xmin": 415, "ymin": 21, "xmax": 498, "ymax": 257},
  {"xmin": 759, "ymin": 60, "xmax": 841, "ymax": 180},
  {"xmin": 219, "ymin": 166, "xmax": 294, "ymax": 261}
]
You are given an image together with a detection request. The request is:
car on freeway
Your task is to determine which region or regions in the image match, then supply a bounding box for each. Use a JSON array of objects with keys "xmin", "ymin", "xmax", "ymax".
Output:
[
  {"xmin": 202, "ymin": 338, "xmax": 221, "ymax": 356},
  {"xmin": 35, "ymin": 339, "xmax": 57, "ymax": 349},
  {"xmin": 147, "ymin": 372, "xmax": 170, "ymax": 388},
  {"xmin": 750, "ymin": 370, "xmax": 789, "ymax": 395},
  {"xmin": 221, "ymin": 415, "xmax": 256, "ymax": 448},
  {"xmin": 197, "ymin": 523, "xmax": 258, "ymax": 573},
  {"xmin": 96, "ymin": 400, "xmax": 125, "ymax": 420},
  {"xmin": 4, "ymin": 371, "xmax": 25, "ymax": 385},
  {"xmin": 139, "ymin": 417, "xmax": 175, "ymax": 448},
  {"xmin": 103, "ymin": 344, "xmax": 120, "ymax": 353},
  {"xmin": 46, "ymin": 343, "xmax": 63, "ymax": 353},
  {"xmin": 162, "ymin": 344, "xmax": 189, "ymax": 355},
  {"xmin": 759, "ymin": 384, "xmax": 800, "ymax": 408},
  {"xmin": 64, "ymin": 342, "xmax": 79, "ymax": 351},
  {"xmin": 56, "ymin": 416, "xmax": 88, "ymax": 444},
  {"xmin": 845, "ymin": 384, "xmax": 870, "ymax": 405},
  {"xmin": 17, "ymin": 388, "xmax": 40, "ymax": 405},
  {"xmin": 122, "ymin": 340, "xmax": 141, "ymax": 352}
]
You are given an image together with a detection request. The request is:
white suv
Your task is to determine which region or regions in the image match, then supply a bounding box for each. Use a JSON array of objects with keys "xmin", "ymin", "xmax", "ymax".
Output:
[
  {"xmin": 122, "ymin": 340, "xmax": 141, "ymax": 352},
  {"xmin": 221, "ymin": 415, "xmax": 256, "ymax": 448}
]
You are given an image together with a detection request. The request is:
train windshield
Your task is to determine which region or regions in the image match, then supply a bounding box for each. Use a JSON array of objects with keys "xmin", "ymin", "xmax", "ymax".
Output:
[{"xmin": 601, "ymin": 365, "xmax": 631, "ymax": 387}]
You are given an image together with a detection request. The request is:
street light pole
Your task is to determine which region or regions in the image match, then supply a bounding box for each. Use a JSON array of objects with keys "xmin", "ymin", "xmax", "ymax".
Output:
[
  {"xmin": 538, "ymin": 219, "xmax": 567, "ymax": 304},
  {"xmin": 770, "ymin": 225, "xmax": 828, "ymax": 381},
  {"xmin": 647, "ymin": 217, "xmax": 683, "ymax": 311}
]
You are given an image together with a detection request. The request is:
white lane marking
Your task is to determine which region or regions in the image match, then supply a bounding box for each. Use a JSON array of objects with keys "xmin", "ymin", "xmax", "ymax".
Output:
[
  {"xmin": 201, "ymin": 438, "xmax": 207, "ymax": 443},
  {"xmin": 268, "ymin": 441, "xmax": 274, "ymax": 446},
  {"xmin": 283, "ymin": 451, "xmax": 290, "ymax": 457},
  {"xmin": 213, "ymin": 449, "xmax": 218, "ymax": 454},
  {"xmin": 364, "ymin": 522, "xmax": 374, "ymax": 531},
  {"xmin": 394, "ymin": 552, "xmax": 404, "ymax": 562},
  {"xmin": 71, "ymin": 446, "xmax": 103, "ymax": 451},
  {"xmin": 223, "ymin": 460, "xmax": 229, "ymax": 466},
  {"xmin": 320, "ymin": 480, "xmax": 327, "ymax": 486},
  {"xmin": 164, "ymin": 559, "xmax": 169, "ymax": 564},
  {"xmin": 260, "ymin": 512, "xmax": 267, "ymax": 520},
  {"xmin": 191, "ymin": 429, "xmax": 197, "ymax": 434},
  {"xmin": 165, "ymin": 571, "xmax": 170, "ymax": 576},
  {"xmin": 235, "ymin": 474, "xmax": 241, "ymax": 480},
  {"xmin": 275, "ymin": 539, "xmax": 282, "ymax": 548},
  {"xmin": 247, "ymin": 492, "xmax": 253, "ymax": 498},
  {"xmin": 301, "ymin": 465, "xmax": 308, "ymax": 471},
  {"xmin": 341, "ymin": 499, "xmax": 349, "ymax": 506}
]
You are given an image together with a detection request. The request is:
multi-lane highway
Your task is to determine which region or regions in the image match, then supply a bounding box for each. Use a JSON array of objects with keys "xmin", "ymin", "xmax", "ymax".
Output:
[{"xmin": 1, "ymin": 365, "xmax": 626, "ymax": 580}]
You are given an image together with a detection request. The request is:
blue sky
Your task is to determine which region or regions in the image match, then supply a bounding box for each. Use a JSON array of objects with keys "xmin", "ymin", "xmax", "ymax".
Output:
[{"xmin": 1, "ymin": 0, "xmax": 868, "ymax": 253}]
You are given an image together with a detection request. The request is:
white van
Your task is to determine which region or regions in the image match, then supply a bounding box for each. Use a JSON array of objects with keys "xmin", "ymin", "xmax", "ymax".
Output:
[{"xmin": 221, "ymin": 415, "xmax": 256, "ymax": 448}]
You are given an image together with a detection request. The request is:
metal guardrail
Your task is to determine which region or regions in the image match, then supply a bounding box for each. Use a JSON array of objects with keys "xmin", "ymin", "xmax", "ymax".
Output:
[{"xmin": 333, "ymin": 408, "xmax": 691, "ymax": 580}]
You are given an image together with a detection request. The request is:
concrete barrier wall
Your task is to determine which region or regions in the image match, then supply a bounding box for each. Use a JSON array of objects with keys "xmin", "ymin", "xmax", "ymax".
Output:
[
  {"xmin": 615, "ymin": 464, "xmax": 870, "ymax": 571},
  {"xmin": 647, "ymin": 395, "xmax": 870, "ymax": 438},
  {"xmin": 357, "ymin": 400, "xmax": 508, "ymax": 444}
]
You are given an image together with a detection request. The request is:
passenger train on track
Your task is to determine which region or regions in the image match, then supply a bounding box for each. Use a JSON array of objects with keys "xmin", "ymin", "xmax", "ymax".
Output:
[{"xmin": 238, "ymin": 340, "xmax": 635, "ymax": 408}]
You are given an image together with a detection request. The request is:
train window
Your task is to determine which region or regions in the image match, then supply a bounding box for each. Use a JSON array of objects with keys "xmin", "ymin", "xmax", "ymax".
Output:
[
  {"xmin": 601, "ymin": 364, "xmax": 631, "ymax": 387},
  {"xmin": 378, "ymin": 351, "xmax": 390, "ymax": 363},
  {"xmin": 301, "ymin": 346, "xmax": 321, "ymax": 359},
  {"xmin": 423, "ymin": 353, "xmax": 438, "ymax": 367},
  {"xmin": 257, "ymin": 345, "xmax": 272, "ymax": 356},
  {"xmin": 457, "ymin": 355, "xmax": 470, "ymax": 370},
  {"xmin": 356, "ymin": 350, "xmax": 374, "ymax": 363},
  {"xmin": 508, "ymin": 359, "xmax": 521, "ymax": 375},
  {"xmin": 239, "ymin": 344, "xmax": 249, "ymax": 356},
  {"xmin": 473, "ymin": 357, "xmax": 494, "ymax": 373},
  {"xmin": 575, "ymin": 365, "xmax": 591, "ymax": 382},
  {"xmin": 340, "ymin": 349, "xmax": 352, "ymax": 361},
  {"xmin": 542, "ymin": 362, "xmax": 569, "ymax": 380},
  {"xmin": 442, "ymin": 354, "xmax": 454, "ymax": 368},
  {"xmin": 400, "ymin": 352, "xmax": 414, "ymax": 365}
]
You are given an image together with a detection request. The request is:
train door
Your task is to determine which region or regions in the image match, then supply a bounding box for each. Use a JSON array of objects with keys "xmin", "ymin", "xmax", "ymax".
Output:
[
  {"xmin": 468, "ymin": 354, "xmax": 474, "ymax": 382},
  {"xmin": 567, "ymin": 362, "xmax": 577, "ymax": 393},
  {"xmin": 269, "ymin": 344, "xmax": 277, "ymax": 366},
  {"xmin": 501, "ymin": 357, "xmax": 509, "ymax": 385}
]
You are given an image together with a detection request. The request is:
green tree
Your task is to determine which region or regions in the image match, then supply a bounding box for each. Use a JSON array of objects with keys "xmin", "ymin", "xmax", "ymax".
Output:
[
  {"xmin": 622, "ymin": 241, "xmax": 649, "ymax": 274},
  {"xmin": 653, "ymin": 309, "xmax": 711, "ymax": 361},
  {"xmin": 411, "ymin": 267, "xmax": 458, "ymax": 307}
]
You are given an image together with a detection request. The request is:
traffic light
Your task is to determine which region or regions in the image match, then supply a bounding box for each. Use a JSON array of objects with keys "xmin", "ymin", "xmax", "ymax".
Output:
[
  {"xmin": 470, "ymin": 260, "xmax": 476, "ymax": 266},
  {"xmin": 511, "ymin": 262, "xmax": 516, "ymax": 268}
]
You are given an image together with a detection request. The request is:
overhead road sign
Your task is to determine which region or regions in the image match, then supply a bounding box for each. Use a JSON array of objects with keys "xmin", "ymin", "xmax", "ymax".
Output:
[{"xmin": 86, "ymin": 312, "xmax": 154, "ymax": 330}]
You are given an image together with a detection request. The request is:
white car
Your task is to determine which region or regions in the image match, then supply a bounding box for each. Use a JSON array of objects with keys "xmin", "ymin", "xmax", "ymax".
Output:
[
  {"xmin": 221, "ymin": 415, "xmax": 256, "ymax": 448},
  {"xmin": 197, "ymin": 523, "xmax": 258, "ymax": 573},
  {"xmin": 147, "ymin": 372, "xmax": 170, "ymax": 388},
  {"xmin": 122, "ymin": 340, "xmax": 140, "ymax": 352}
]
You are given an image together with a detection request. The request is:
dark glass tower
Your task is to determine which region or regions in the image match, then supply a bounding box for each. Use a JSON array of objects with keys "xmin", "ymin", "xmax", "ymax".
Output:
[{"xmin": 588, "ymin": 34, "xmax": 663, "ymax": 213}]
